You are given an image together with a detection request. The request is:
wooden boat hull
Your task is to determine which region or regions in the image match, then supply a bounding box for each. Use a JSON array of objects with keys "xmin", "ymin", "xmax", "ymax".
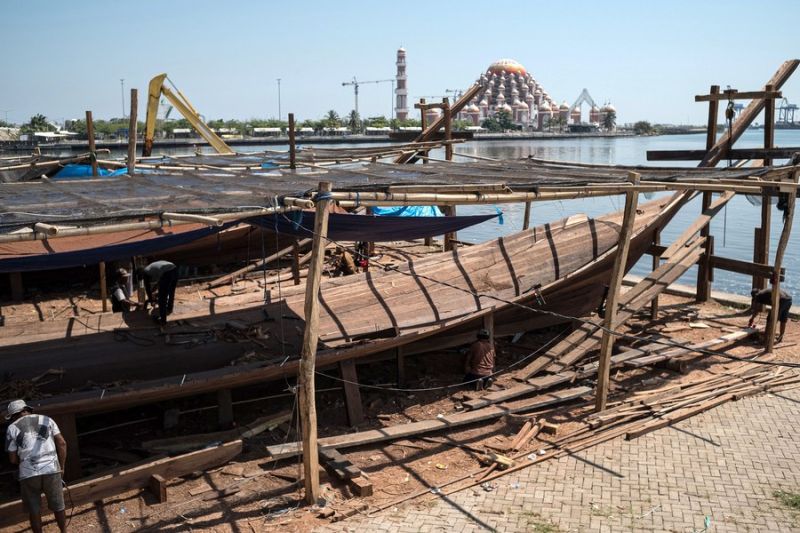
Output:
[{"xmin": 0, "ymin": 193, "xmax": 687, "ymax": 416}]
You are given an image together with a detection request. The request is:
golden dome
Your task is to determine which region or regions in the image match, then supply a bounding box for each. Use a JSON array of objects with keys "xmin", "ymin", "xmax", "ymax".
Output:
[{"xmin": 487, "ymin": 58, "xmax": 527, "ymax": 76}]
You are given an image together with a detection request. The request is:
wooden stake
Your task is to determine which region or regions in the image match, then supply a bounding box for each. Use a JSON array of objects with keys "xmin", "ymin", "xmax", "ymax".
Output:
[
  {"xmin": 9, "ymin": 272, "xmax": 23, "ymax": 301},
  {"xmin": 483, "ymin": 311, "xmax": 495, "ymax": 346},
  {"xmin": 419, "ymin": 98, "xmax": 428, "ymax": 165},
  {"xmin": 765, "ymin": 170, "xmax": 797, "ymax": 351},
  {"xmin": 522, "ymin": 201, "xmax": 532, "ymax": 230},
  {"xmin": 755, "ymin": 194, "xmax": 771, "ymax": 291},
  {"xmin": 127, "ymin": 89, "xmax": 138, "ymax": 176},
  {"xmin": 764, "ymin": 84, "xmax": 775, "ymax": 167},
  {"xmin": 99, "ymin": 261, "xmax": 108, "ymax": 312},
  {"xmin": 339, "ymin": 359, "xmax": 364, "ymax": 426},
  {"xmin": 697, "ymin": 85, "xmax": 719, "ymax": 301},
  {"xmin": 443, "ymin": 205, "xmax": 457, "ymax": 252},
  {"xmin": 396, "ymin": 346, "xmax": 406, "ymax": 387},
  {"xmin": 595, "ymin": 172, "xmax": 640, "ymax": 412},
  {"xmin": 288, "ymin": 113, "xmax": 297, "ymax": 170},
  {"xmin": 291, "ymin": 239, "xmax": 301, "ymax": 285},
  {"xmin": 85, "ymin": 110, "xmax": 98, "ymax": 177},
  {"xmin": 217, "ymin": 389, "xmax": 234, "ymax": 428},
  {"xmin": 299, "ymin": 181, "xmax": 332, "ymax": 504},
  {"xmin": 443, "ymin": 98, "xmax": 453, "ymax": 161}
]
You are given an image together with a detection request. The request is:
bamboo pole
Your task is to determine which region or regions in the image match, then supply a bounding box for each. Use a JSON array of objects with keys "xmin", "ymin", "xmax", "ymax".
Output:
[
  {"xmin": 33, "ymin": 222, "xmax": 58, "ymax": 236},
  {"xmin": 765, "ymin": 170, "xmax": 798, "ymax": 351},
  {"xmin": 162, "ymin": 212, "xmax": 223, "ymax": 226},
  {"xmin": 206, "ymin": 237, "xmax": 312, "ymax": 288},
  {"xmin": 595, "ymin": 172, "xmax": 640, "ymax": 412},
  {"xmin": 85, "ymin": 110, "xmax": 98, "ymax": 177},
  {"xmin": 127, "ymin": 89, "xmax": 138, "ymax": 176},
  {"xmin": 522, "ymin": 202, "xmax": 532, "ymax": 230},
  {"xmin": 299, "ymin": 181, "xmax": 332, "ymax": 504}
]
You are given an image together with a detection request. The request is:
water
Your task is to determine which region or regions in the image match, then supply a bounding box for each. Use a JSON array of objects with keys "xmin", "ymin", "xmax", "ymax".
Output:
[{"xmin": 98, "ymin": 130, "xmax": 800, "ymax": 297}]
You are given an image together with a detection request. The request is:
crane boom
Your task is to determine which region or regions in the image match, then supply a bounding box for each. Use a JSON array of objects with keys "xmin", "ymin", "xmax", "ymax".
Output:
[
  {"xmin": 143, "ymin": 73, "xmax": 234, "ymax": 156},
  {"xmin": 341, "ymin": 77, "xmax": 394, "ymax": 116}
]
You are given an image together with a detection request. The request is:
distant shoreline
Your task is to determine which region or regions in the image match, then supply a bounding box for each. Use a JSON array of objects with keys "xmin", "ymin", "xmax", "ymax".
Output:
[{"xmin": 0, "ymin": 129, "xmax": 706, "ymax": 153}]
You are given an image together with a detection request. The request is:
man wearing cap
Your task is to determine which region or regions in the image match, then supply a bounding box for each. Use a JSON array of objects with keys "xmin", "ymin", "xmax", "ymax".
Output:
[
  {"xmin": 748, "ymin": 287, "xmax": 793, "ymax": 343},
  {"xmin": 5, "ymin": 400, "xmax": 68, "ymax": 533},
  {"xmin": 109, "ymin": 267, "xmax": 144, "ymax": 313},
  {"xmin": 464, "ymin": 329, "xmax": 496, "ymax": 391}
]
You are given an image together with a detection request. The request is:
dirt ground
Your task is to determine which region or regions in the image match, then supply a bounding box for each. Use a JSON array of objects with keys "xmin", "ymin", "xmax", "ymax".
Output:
[{"xmin": 3, "ymin": 290, "xmax": 798, "ymax": 533}]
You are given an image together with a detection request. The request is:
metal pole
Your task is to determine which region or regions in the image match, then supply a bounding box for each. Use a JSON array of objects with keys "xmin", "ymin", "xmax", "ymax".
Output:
[
  {"xmin": 277, "ymin": 78, "xmax": 282, "ymax": 121},
  {"xmin": 120, "ymin": 79, "xmax": 125, "ymax": 118}
]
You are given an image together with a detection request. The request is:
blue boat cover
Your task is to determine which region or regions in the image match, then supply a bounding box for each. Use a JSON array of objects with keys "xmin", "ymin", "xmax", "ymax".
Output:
[
  {"xmin": 249, "ymin": 212, "xmax": 497, "ymax": 242},
  {"xmin": 371, "ymin": 205, "xmax": 444, "ymax": 217}
]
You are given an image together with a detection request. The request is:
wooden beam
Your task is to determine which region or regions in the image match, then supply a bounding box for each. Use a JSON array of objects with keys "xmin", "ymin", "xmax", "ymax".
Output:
[
  {"xmin": 207, "ymin": 237, "xmax": 312, "ymax": 288},
  {"xmin": 396, "ymin": 346, "xmax": 406, "ymax": 387},
  {"xmin": 647, "ymin": 147, "xmax": 800, "ymax": 161},
  {"xmin": 443, "ymin": 98, "xmax": 453, "ymax": 162},
  {"xmin": 51, "ymin": 413, "xmax": 82, "ymax": 481},
  {"xmin": 339, "ymin": 359, "xmax": 364, "ymax": 426},
  {"xmin": 266, "ymin": 386, "xmax": 592, "ymax": 460},
  {"xmin": 705, "ymin": 85, "xmax": 720, "ymax": 150},
  {"xmin": 99, "ymin": 261, "xmax": 109, "ymax": 313},
  {"xmin": 701, "ymin": 60, "xmax": 800, "ymax": 167},
  {"xmin": 216, "ymin": 389, "xmax": 234, "ymax": 428},
  {"xmin": 765, "ymin": 170, "xmax": 798, "ymax": 351},
  {"xmin": 86, "ymin": 110, "xmax": 98, "ymax": 177},
  {"xmin": 299, "ymin": 181, "xmax": 332, "ymax": 504},
  {"xmin": 522, "ymin": 201, "xmax": 532, "ymax": 230},
  {"xmin": 765, "ymin": 84, "xmax": 776, "ymax": 167},
  {"xmin": 596, "ymin": 172, "xmax": 640, "ymax": 412},
  {"xmin": 0, "ymin": 440, "xmax": 241, "ymax": 527},
  {"xmin": 291, "ymin": 239, "xmax": 302, "ymax": 285},
  {"xmin": 650, "ymin": 228, "xmax": 661, "ymax": 320},
  {"xmin": 148, "ymin": 474, "xmax": 168, "ymax": 503},
  {"xmin": 755, "ymin": 193, "xmax": 772, "ymax": 291},
  {"xmin": 288, "ymin": 113, "xmax": 297, "ymax": 170},
  {"xmin": 661, "ymin": 191, "xmax": 734, "ymax": 260},
  {"xmin": 695, "ymin": 89, "xmax": 782, "ymax": 102},
  {"xmin": 696, "ymin": 193, "xmax": 713, "ymax": 302},
  {"xmin": 127, "ymin": 89, "xmax": 138, "ymax": 176},
  {"xmin": 9, "ymin": 272, "xmax": 23, "ymax": 301},
  {"xmin": 443, "ymin": 204, "xmax": 457, "ymax": 252}
]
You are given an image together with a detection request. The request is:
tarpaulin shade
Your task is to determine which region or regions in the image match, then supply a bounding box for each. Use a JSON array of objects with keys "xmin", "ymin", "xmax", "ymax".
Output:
[
  {"xmin": 0, "ymin": 223, "xmax": 233, "ymax": 273},
  {"xmin": 248, "ymin": 212, "xmax": 498, "ymax": 242}
]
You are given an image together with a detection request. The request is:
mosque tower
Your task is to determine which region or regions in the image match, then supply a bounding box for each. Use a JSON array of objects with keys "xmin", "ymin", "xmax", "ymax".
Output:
[{"xmin": 395, "ymin": 48, "xmax": 408, "ymax": 121}]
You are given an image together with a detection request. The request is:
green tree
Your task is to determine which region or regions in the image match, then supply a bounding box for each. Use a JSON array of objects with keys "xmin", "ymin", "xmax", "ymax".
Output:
[
  {"xmin": 481, "ymin": 116, "xmax": 502, "ymax": 132},
  {"xmin": 548, "ymin": 115, "xmax": 566, "ymax": 132},
  {"xmin": 365, "ymin": 115, "xmax": 389, "ymax": 128},
  {"xmin": 324, "ymin": 110, "xmax": 340, "ymax": 129},
  {"xmin": 452, "ymin": 119, "xmax": 473, "ymax": 131},
  {"xmin": 602, "ymin": 111, "xmax": 617, "ymax": 131},
  {"xmin": 347, "ymin": 110, "xmax": 361, "ymax": 133},
  {"xmin": 633, "ymin": 120, "xmax": 653, "ymax": 135},
  {"xmin": 0, "ymin": 120, "xmax": 12, "ymax": 128},
  {"xmin": 21, "ymin": 114, "xmax": 56, "ymax": 134},
  {"xmin": 495, "ymin": 110, "xmax": 515, "ymax": 131}
]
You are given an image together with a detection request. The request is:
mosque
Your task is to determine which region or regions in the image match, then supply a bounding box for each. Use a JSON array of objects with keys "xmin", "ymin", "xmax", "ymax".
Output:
[{"xmin": 394, "ymin": 52, "xmax": 616, "ymax": 131}]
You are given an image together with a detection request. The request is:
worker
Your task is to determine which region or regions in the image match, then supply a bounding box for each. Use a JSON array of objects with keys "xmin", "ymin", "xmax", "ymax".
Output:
[
  {"xmin": 334, "ymin": 247, "xmax": 357, "ymax": 277},
  {"xmin": 4, "ymin": 399, "xmax": 68, "ymax": 533},
  {"xmin": 464, "ymin": 329, "xmax": 496, "ymax": 391},
  {"xmin": 748, "ymin": 287, "xmax": 793, "ymax": 343},
  {"xmin": 136, "ymin": 260, "xmax": 179, "ymax": 326},
  {"xmin": 109, "ymin": 267, "xmax": 143, "ymax": 313}
]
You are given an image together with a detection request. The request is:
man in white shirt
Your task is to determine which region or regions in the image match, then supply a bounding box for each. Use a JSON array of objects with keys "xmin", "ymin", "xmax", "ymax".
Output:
[{"xmin": 5, "ymin": 399, "xmax": 68, "ymax": 533}]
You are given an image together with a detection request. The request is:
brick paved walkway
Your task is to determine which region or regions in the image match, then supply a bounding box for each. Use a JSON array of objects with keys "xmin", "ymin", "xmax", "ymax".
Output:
[{"xmin": 317, "ymin": 388, "xmax": 800, "ymax": 532}]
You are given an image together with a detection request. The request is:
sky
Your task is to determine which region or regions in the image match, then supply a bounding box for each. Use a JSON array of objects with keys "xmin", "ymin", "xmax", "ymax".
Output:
[{"xmin": 1, "ymin": 0, "xmax": 798, "ymax": 126}]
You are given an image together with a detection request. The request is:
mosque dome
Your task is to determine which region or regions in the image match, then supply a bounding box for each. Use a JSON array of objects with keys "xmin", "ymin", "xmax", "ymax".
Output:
[
  {"xmin": 487, "ymin": 58, "xmax": 527, "ymax": 76},
  {"xmin": 538, "ymin": 101, "xmax": 551, "ymax": 111},
  {"xmin": 559, "ymin": 101, "xmax": 570, "ymax": 110},
  {"xmin": 602, "ymin": 103, "xmax": 617, "ymax": 113}
]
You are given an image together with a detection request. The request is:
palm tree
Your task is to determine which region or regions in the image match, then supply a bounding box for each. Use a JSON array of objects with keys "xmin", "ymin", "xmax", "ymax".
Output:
[
  {"xmin": 602, "ymin": 111, "xmax": 616, "ymax": 131},
  {"xmin": 347, "ymin": 110, "xmax": 361, "ymax": 133},
  {"xmin": 324, "ymin": 110, "xmax": 340, "ymax": 129}
]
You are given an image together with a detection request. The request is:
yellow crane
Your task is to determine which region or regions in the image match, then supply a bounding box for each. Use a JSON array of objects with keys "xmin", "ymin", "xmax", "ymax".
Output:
[{"xmin": 143, "ymin": 73, "xmax": 234, "ymax": 156}]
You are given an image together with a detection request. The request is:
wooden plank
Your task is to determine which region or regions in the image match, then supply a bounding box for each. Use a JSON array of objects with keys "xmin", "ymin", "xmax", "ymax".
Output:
[
  {"xmin": 661, "ymin": 190, "xmax": 734, "ymax": 260},
  {"xmin": 0, "ymin": 441, "xmax": 242, "ymax": 527},
  {"xmin": 206, "ymin": 237, "xmax": 312, "ymax": 288},
  {"xmin": 216, "ymin": 389, "xmax": 234, "ymax": 428},
  {"xmin": 696, "ymin": 82, "xmax": 715, "ymax": 303},
  {"xmin": 522, "ymin": 201, "xmax": 532, "ymax": 230},
  {"xmin": 339, "ymin": 359, "xmax": 364, "ymax": 426},
  {"xmin": 319, "ymin": 447, "xmax": 361, "ymax": 480},
  {"xmin": 764, "ymin": 84, "xmax": 776, "ymax": 167},
  {"xmin": 99, "ymin": 261, "xmax": 109, "ymax": 312},
  {"xmin": 701, "ymin": 60, "xmax": 800, "ymax": 167},
  {"xmin": 288, "ymin": 113, "xmax": 297, "ymax": 170},
  {"xmin": 647, "ymin": 147, "xmax": 800, "ymax": 161},
  {"xmin": 695, "ymin": 89, "xmax": 782, "ymax": 102},
  {"xmin": 596, "ymin": 172, "xmax": 640, "ymax": 412},
  {"xmin": 266, "ymin": 386, "xmax": 591, "ymax": 460},
  {"xmin": 650, "ymin": 228, "xmax": 661, "ymax": 320},
  {"xmin": 298, "ymin": 181, "xmax": 332, "ymax": 503},
  {"xmin": 8, "ymin": 272, "xmax": 23, "ymax": 301},
  {"xmin": 623, "ymin": 329, "xmax": 753, "ymax": 368}
]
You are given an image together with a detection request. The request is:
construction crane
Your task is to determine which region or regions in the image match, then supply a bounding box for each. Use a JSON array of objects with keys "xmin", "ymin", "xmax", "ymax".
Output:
[
  {"xmin": 143, "ymin": 73, "xmax": 233, "ymax": 156},
  {"xmin": 778, "ymin": 97, "xmax": 798, "ymax": 125},
  {"xmin": 570, "ymin": 88, "xmax": 598, "ymax": 116},
  {"xmin": 341, "ymin": 77, "xmax": 394, "ymax": 117}
]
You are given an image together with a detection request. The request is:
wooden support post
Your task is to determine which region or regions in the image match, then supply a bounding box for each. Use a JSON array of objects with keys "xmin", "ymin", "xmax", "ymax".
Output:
[
  {"xmin": 216, "ymin": 389, "xmax": 234, "ymax": 428},
  {"xmin": 127, "ymin": 89, "xmax": 138, "ymax": 176},
  {"xmin": 764, "ymin": 84, "xmax": 775, "ymax": 167},
  {"xmin": 650, "ymin": 228, "xmax": 661, "ymax": 320},
  {"xmin": 697, "ymin": 85, "xmax": 719, "ymax": 301},
  {"xmin": 85, "ymin": 110, "xmax": 98, "ymax": 177},
  {"xmin": 396, "ymin": 346, "xmax": 406, "ymax": 387},
  {"xmin": 288, "ymin": 113, "xmax": 297, "ymax": 170},
  {"xmin": 483, "ymin": 311, "xmax": 495, "ymax": 346},
  {"xmin": 522, "ymin": 201, "xmax": 532, "ymax": 230},
  {"xmin": 299, "ymin": 181, "xmax": 332, "ymax": 504},
  {"xmin": 595, "ymin": 172, "xmax": 640, "ymax": 412},
  {"xmin": 339, "ymin": 359, "xmax": 364, "ymax": 426},
  {"xmin": 765, "ymin": 171, "xmax": 797, "ymax": 351},
  {"xmin": 419, "ymin": 98, "xmax": 428, "ymax": 165},
  {"xmin": 755, "ymin": 195, "xmax": 771, "ymax": 291},
  {"xmin": 9, "ymin": 272, "xmax": 23, "ymax": 301},
  {"xmin": 99, "ymin": 261, "xmax": 109, "ymax": 312},
  {"xmin": 52, "ymin": 413, "xmax": 81, "ymax": 481},
  {"xmin": 148, "ymin": 474, "xmax": 168, "ymax": 503},
  {"xmin": 443, "ymin": 98, "xmax": 453, "ymax": 161},
  {"xmin": 443, "ymin": 205, "xmax": 457, "ymax": 252},
  {"xmin": 291, "ymin": 239, "xmax": 301, "ymax": 285}
]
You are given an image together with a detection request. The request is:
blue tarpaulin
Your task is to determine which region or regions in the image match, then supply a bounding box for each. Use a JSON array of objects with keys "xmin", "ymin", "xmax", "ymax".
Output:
[
  {"xmin": 371, "ymin": 205, "xmax": 444, "ymax": 217},
  {"xmin": 53, "ymin": 164, "xmax": 129, "ymax": 179}
]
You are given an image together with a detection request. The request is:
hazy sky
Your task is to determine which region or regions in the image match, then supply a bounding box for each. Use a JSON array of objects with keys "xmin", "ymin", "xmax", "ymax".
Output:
[{"xmin": 1, "ymin": 0, "xmax": 797, "ymax": 126}]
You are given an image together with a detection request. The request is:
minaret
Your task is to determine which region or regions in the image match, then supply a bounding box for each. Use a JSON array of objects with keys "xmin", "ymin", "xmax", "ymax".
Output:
[{"xmin": 395, "ymin": 47, "xmax": 408, "ymax": 121}]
